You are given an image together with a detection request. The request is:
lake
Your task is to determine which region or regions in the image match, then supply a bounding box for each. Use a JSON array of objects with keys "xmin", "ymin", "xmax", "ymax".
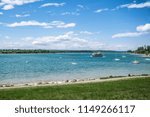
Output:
[{"xmin": 0, "ymin": 52, "xmax": 150, "ymax": 84}]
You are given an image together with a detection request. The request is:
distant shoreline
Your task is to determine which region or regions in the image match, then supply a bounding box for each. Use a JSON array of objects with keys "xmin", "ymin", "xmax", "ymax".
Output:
[
  {"xmin": 0, "ymin": 49, "xmax": 126, "ymax": 54},
  {"xmin": 129, "ymin": 52, "xmax": 150, "ymax": 58},
  {"xmin": 0, "ymin": 74, "xmax": 150, "ymax": 89}
]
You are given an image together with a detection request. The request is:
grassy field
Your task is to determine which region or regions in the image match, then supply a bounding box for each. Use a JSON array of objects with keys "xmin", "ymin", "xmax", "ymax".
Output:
[{"xmin": 0, "ymin": 77, "xmax": 150, "ymax": 100}]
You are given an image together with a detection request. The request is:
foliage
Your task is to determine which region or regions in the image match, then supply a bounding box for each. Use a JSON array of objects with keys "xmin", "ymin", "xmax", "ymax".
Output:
[
  {"xmin": 135, "ymin": 45, "xmax": 150, "ymax": 54},
  {"xmin": 128, "ymin": 45, "xmax": 150, "ymax": 55},
  {"xmin": 0, "ymin": 49, "xmax": 95, "ymax": 54}
]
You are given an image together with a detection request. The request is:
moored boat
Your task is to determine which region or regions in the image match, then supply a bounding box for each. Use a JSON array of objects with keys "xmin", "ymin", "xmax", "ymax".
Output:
[
  {"xmin": 132, "ymin": 60, "xmax": 140, "ymax": 64},
  {"xmin": 91, "ymin": 52, "xmax": 103, "ymax": 57}
]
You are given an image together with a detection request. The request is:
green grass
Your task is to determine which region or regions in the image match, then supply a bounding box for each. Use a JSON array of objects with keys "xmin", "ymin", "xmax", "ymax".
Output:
[{"xmin": 0, "ymin": 77, "xmax": 150, "ymax": 100}]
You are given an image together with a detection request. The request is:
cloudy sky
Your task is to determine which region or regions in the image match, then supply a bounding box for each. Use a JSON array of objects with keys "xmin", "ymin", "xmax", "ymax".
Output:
[{"xmin": 0, "ymin": 0, "xmax": 150, "ymax": 50}]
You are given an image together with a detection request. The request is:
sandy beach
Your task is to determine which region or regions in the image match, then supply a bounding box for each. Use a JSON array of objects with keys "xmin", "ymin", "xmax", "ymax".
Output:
[{"xmin": 0, "ymin": 74, "xmax": 150, "ymax": 90}]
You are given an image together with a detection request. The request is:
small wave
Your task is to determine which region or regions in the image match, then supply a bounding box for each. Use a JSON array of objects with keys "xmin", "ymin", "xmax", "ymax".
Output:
[
  {"xmin": 71, "ymin": 62, "xmax": 77, "ymax": 65},
  {"xmin": 114, "ymin": 58, "xmax": 120, "ymax": 61},
  {"xmin": 25, "ymin": 61, "xmax": 29, "ymax": 63},
  {"xmin": 145, "ymin": 58, "xmax": 150, "ymax": 61},
  {"xmin": 122, "ymin": 56, "xmax": 126, "ymax": 58}
]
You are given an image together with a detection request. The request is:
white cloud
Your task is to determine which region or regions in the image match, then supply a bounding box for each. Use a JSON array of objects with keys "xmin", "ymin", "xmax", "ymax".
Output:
[
  {"xmin": 61, "ymin": 4, "xmax": 85, "ymax": 16},
  {"xmin": 80, "ymin": 31, "xmax": 93, "ymax": 35},
  {"xmin": 94, "ymin": 8, "xmax": 108, "ymax": 13},
  {"xmin": 0, "ymin": 32, "xmax": 133, "ymax": 50},
  {"xmin": 77, "ymin": 4, "xmax": 84, "ymax": 9},
  {"xmin": 0, "ymin": 2, "xmax": 5, "ymax": 6},
  {"xmin": 32, "ymin": 32, "xmax": 75, "ymax": 45},
  {"xmin": 119, "ymin": 1, "xmax": 150, "ymax": 9},
  {"xmin": 136, "ymin": 23, "xmax": 150, "ymax": 32},
  {"xmin": 2, "ymin": 4, "xmax": 14, "ymax": 10},
  {"xmin": 0, "ymin": 0, "xmax": 40, "ymax": 10},
  {"xmin": 61, "ymin": 12, "xmax": 80, "ymax": 16},
  {"xmin": 6, "ymin": 20, "xmax": 76, "ymax": 28},
  {"xmin": 7, "ymin": 20, "xmax": 47, "ymax": 27},
  {"xmin": 1, "ymin": 0, "xmax": 40, "ymax": 5},
  {"xmin": 47, "ymin": 21, "xmax": 76, "ymax": 28},
  {"xmin": 112, "ymin": 23, "xmax": 150, "ymax": 38},
  {"xmin": 0, "ymin": 12, "xmax": 3, "ymax": 15},
  {"xmin": 56, "ymin": 23, "xmax": 76, "ymax": 28},
  {"xmin": 112, "ymin": 32, "xmax": 148, "ymax": 38},
  {"xmin": 40, "ymin": 2, "xmax": 65, "ymax": 8},
  {"xmin": 31, "ymin": 32, "xmax": 104, "ymax": 50},
  {"xmin": 15, "ymin": 14, "xmax": 30, "ymax": 18}
]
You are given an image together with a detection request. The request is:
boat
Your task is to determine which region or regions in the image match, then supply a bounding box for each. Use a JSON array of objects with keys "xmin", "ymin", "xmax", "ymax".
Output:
[
  {"xmin": 132, "ymin": 60, "xmax": 140, "ymax": 64},
  {"xmin": 114, "ymin": 58, "xmax": 120, "ymax": 61},
  {"xmin": 91, "ymin": 52, "xmax": 103, "ymax": 57}
]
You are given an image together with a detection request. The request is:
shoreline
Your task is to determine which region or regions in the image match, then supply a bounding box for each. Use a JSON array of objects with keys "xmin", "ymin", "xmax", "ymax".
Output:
[
  {"xmin": 0, "ymin": 74, "xmax": 150, "ymax": 89},
  {"xmin": 129, "ymin": 52, "xmax": 150, "ymax": 57}
]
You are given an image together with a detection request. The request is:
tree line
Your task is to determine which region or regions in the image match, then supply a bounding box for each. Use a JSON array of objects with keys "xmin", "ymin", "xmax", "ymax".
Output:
[
  {"xmin": 128, "ymin": 45, "xmax": 150, "ymax": 55},
  {"xmin": 0, "ymin": 49, "xmax": 97, "ymax": 54}
]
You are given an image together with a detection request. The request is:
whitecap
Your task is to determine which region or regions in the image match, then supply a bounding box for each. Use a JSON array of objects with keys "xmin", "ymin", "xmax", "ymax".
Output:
[{"xmin": 71, "ymin": 62, "xmax": 77, "ymax": 65}]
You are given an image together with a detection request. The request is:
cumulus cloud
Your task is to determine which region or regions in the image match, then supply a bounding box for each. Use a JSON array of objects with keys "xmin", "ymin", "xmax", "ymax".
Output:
[
  {"xmin": 112, "ymin": 23, "xmax": 150, "ymax": 38},
  {"xmin": 31, "ymin": 32, "xmax": 104, "ymax": 50},
  {"xmin": 0, "ymin": 0, "xmax": 40, "ymax": 10},
  {"xmin": 136, "ymin": 23, "xmax": 150, "ymax": 32},
  {"xmin": 2, "ymin": 4, "xmax": 14, "ymax": 10},
  {"xmin": 119, "ymin": 1, "xmax": 150, "ymax": 9},
  {"xmin": 94, "ymin": 8, "xmax": 108, "ymax": 13},
  {"xmin": 6, "ymin": 20, "xmax": 76, "ymax": 28},
  {"xmin": 40, "ymin": 2, "xmax": 65, "ymax": 8},
  {"xmin": 0, "ymin": 32, "xmax": 132, "ymax": 50},
  {"xmin": 112, "ymin": 32, "xmax": 148, "ymax": 38}
]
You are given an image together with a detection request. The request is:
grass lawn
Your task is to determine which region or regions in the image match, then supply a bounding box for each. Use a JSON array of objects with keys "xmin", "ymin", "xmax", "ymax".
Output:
[{"xmin": 0, "ymin": 77, "xmax": 150, "ymax": 100}]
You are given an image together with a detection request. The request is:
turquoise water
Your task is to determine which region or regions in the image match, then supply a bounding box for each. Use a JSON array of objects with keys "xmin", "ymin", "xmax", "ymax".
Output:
[{"xmin": 0, "ymin": 52, "xmax": 150, "ymax": 84}]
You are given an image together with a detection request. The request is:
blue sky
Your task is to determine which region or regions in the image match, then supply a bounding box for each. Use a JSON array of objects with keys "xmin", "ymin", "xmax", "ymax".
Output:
[{"xmin": 0, "ymin": 0, "xmax": 150, "ymax": 50}]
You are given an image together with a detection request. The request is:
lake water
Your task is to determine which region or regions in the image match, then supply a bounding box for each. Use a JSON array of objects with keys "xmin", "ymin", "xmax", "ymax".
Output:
[{"xmin": 0, "ymin": 52, "xmax": 150, "ymax": 84}]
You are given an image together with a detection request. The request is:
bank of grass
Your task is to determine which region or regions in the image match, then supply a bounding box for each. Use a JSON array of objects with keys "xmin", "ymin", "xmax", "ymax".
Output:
[{"xmin": 0, "ymin": 77, "xmax": 150, "ymax": 100}]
